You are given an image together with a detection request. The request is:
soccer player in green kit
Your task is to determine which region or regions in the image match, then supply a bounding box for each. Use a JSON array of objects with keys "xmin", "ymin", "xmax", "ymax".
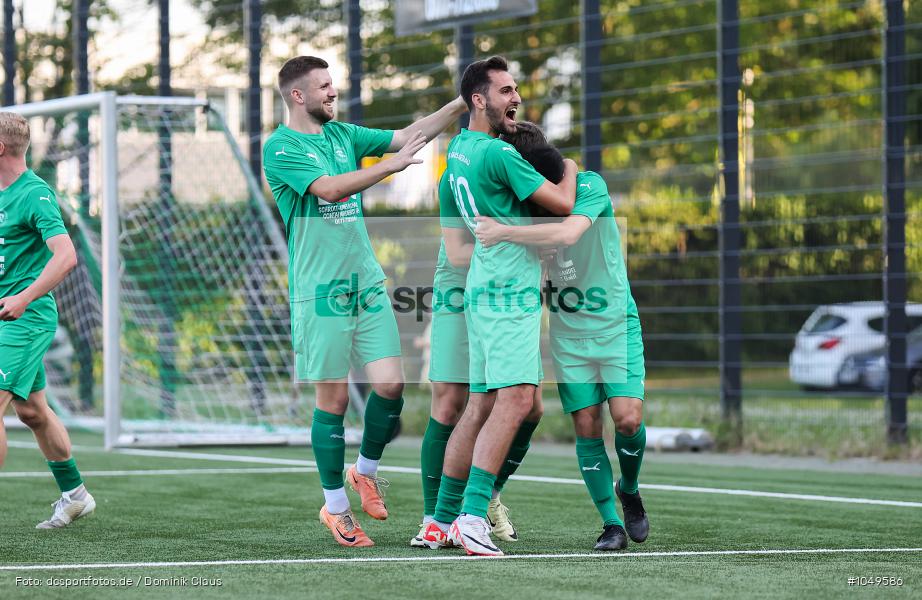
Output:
[
  {"xmin": 262, "ymin": 56, "xmax": 467, "ymax": 547},
  {"xmin": 410, "ymin": 208, "xmax": 537, "ymax": 548},
  {"xmin": 421, "ymin": 57, "xmax": 577, "ymax": 556},
  {"xmin": 0, "ymin": 112, "xmax": 96, "ymax": 529},
  {"xmin": 475, "ymin": 122, "xmax": 649, "ymax": 551}
]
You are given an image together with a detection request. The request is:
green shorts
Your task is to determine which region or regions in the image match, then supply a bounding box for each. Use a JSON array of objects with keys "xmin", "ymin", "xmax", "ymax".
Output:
[
  {"xmin": 0, "ymin": 321, "xmax": 55, "ymax": 401},
  {"xmin": 466, "ymin": 303, "xmax": 543, "ymax": 393},
  {"xmin": 429, "ymin": 305, "xmax": 469, "ymax": 384},
  {"xmin": 550, "ymin": 316, "xmax": 645, "ymax": 414},
  {"xmin": 292, "ymin": 285, "xmax": 401, "ymax": 381}
]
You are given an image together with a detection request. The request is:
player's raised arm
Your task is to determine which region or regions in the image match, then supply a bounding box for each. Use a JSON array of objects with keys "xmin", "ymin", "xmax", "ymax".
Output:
[
  {"xmin": 388, "ymin": 96, "xmax": 468, "ymax": 152},
  {"xmin": 474, "ymin": 214, "xmax": 592, "ymax": 249},
  {"xmin": 525, "ymin": 158, "xmax": 578, "ymax": 216},
  {"xmin": 308, "ymin": 130, "xmax": 428, "ymax": 203},
  {"xmin": 0, "ymin": 234, "xmax": 77, "ymax": 321}
]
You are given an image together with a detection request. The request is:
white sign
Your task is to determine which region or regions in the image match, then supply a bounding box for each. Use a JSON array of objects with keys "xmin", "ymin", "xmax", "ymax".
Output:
[{"xmin": 395, "ymin": 0, "xmax": 538, "ymax": 37}]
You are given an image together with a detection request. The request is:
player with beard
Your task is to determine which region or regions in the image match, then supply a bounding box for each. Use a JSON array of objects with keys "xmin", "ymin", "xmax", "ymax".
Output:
[
  {"xmin": 474, "ymin": 122, "xmax": 649, "ymax": 552},
  {"xmin": 421, "ymin": 56, "xmax": 577, "ymax": 556},
  {"xmin": 263, "ymin": 56, "xmax": 467, "ymax": 548}
]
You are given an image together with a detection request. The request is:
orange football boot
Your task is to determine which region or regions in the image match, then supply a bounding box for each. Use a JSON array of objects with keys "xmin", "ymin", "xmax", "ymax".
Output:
[
  {"xmin": 319, "ymin": 505, "xmax": 374, "ymax": 547},
  {"xmin": 346, "ymin": 465, "xmax": 389, "ymax": 520}
]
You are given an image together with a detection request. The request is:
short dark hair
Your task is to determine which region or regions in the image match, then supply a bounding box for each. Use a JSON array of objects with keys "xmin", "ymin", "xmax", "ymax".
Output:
[
  {"xmin": 278, "ymin": 56, "xmax": 330, "ymax": 99},
  {"xmin": 460, "ymin": 55, "xmax": 509, "ymax": 110},
  {"xmin": 501, "ymin": 121, "xmax": 547, "ymax": 154},
  {"xmin": 520, "ymin": 145, "xmax": 566, "ymax": 185}
]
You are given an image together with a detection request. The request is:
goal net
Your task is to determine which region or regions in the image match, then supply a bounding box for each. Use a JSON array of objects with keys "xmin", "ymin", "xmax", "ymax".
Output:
[{"xmin": 8, "ymin": 93, "xmax": 354, "ymax": 448}]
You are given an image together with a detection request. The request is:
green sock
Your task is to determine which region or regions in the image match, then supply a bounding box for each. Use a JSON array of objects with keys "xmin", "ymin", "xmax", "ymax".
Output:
[
  {"xmin": 433, "ymin": 473, "xmax": 468, "ymax": 524},
  {"xmin": 460, "ymin": 466, "xmax": 496, "ymax": 519},
  {"xmin": 615, "ymin": 421, "xmax": 646, "ymax": 495},
  {"xmin": 493, "ymin": 419, "xmax": 538, "ymax": 493},
  {"xmin": 47, "ymin": 458, "xmax": 83, "ymax": 493},
  {"xmin": 311, "ymin": 409, "xmax": 346, "ymax": 490},
  {"xmin": 360, "ymin": 391, "xmax": 404, "ymax": 461},
  {"xmin": 576, "ymin": 437, "xmax": 622, "ymax": 527},
  {"xmin": 421, "ymin": 417, "xmax": 455, "ymax": 516}
]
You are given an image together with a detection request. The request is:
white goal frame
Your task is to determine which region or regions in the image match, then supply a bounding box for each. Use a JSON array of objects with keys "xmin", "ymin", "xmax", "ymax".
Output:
[{"xmin": 4, "ymin": 92, "xmax": 296, "ymax": 449}]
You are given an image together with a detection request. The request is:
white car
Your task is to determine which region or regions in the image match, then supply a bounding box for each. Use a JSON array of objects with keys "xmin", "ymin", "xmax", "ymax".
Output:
[{"xmin": 789, "ymin": 302, "xmax": 922, "ymax": 390}]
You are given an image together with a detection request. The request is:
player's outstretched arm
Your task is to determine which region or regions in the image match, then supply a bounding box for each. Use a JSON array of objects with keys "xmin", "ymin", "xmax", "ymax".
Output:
[
  {"xmin": 388, "ymin": 96, "xmax": 467, "ymax": 152},
  {"xmin": 0, "ymin": 234, "xmax": 77, "ymax": 321},
  {"xmin": 309, "ymin": 130, "xmax": 428, "ymax": 203},
  {"xmin": 526, "ymin": 158, "xmax": 578, "ymax": 216},
  {"xmin": 474, "ymin": 214, "xmax": 592, "ymax": 248},
  {"xmin": 442, "ymin": 226, "xmax": 475, "ymax": 268}
]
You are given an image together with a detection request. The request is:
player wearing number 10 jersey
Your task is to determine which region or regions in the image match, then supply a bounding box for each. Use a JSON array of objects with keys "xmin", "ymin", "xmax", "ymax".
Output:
[
  {"xmin": 423, "ymin": 56, "xmax": 578, "ymax": 557},
  {"xmin": 475, "ymin": 122, "xmax": 650, "ymax": 552}
]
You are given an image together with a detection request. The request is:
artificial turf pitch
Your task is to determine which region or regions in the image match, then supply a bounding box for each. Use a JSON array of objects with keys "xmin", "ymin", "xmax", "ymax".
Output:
[{"xmin": 1, "ymin": 429, "xmax": 920, "ymax": 599}]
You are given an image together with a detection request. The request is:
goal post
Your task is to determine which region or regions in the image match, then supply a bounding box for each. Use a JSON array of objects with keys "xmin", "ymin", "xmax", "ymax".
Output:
[{"xmin": 3, "ymin": 93, "xmax": 364, "ymax": 448}]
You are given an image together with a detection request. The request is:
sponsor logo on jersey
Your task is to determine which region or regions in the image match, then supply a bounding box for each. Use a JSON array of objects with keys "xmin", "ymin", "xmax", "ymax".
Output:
[
  {"xmin": 0, "ymin": 211, "xmax": 6, "ymax": 224},
  {"xmin": 334, "ymin": 147, "xmax": 348, "ymax": 162}
]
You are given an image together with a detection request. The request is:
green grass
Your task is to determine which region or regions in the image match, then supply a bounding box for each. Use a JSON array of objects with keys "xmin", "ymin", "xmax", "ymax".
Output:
[{"xmin": 1, "ymin": 430, "xmax": 921, "ymax": 598}]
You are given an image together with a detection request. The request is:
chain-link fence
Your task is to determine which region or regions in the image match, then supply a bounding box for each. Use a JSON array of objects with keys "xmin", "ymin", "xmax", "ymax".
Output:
[{"xmin": 3, "ymin": 0, "xmax": 920, "ymax": 455}]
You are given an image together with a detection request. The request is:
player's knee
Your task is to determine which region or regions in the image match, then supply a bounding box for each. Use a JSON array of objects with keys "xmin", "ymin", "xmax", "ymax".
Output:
[
  {"xmin": 433, "ymin": 402, "xmax": 464, "ymax": 425},
  {"xmin": 16, "ymin": 405, "xmax": 47, "ymax": 430},
  {"xmin": 525, "ymin": 400, "xmax": 544, "ymax": 422},
  {"xmin": 374, "ymin": 381, "xmax": 404, "ymax": 401},
  {"xmin": 615, "ymin": 410, "xmax": 642, "ymax": 436},
  {"xmin": 571, "ymin": 410, "xmax": 602, "ymax": 438}
]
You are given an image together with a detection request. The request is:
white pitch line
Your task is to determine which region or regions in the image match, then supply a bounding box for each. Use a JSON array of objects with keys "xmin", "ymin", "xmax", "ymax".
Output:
[
  {"xmin": 0, "ymin": 467, "xmax": 315, "ymax": 478},
  {"xmin": 6, "ymin": 441, "xmax": 922, "ymax": 509},
  {"xmin": 1, "ymin": 547, "xmax": 921, "ymax": 572}
]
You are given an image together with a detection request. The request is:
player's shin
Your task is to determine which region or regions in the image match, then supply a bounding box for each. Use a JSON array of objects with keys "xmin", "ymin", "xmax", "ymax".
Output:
[
  {"xmin": 421, "ymin": 417, "xmax": 455, "ymax": 516},
  {"xmin": 576, "ymin": 436, "xmax": 622, "ymax": 527},
  {"xmin": 615, "ymin": 422, "xmax": 646, "ymax": 494},
  {"xmin": 358, "ymin": 390, "xmax": 404, "ymax": 474},
  {"xmin": 493, "ymin": 419, "xmax": 538, "ymax": 494},
  {"xmin": 311, "ymin": 408, "xmax": 348, "ymax": 508}
]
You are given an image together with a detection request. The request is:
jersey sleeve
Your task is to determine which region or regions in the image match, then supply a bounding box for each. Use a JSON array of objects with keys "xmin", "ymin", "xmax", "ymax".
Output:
[
  {"xmin": 28, "ymin": 186, "xmax": 68, "ymax": 242},
  {"xmin": 571, "ymin": 173, "xmax": 611, "ymax": 224},
  {"xmin": 263, "ymin": 137, "xmax": 325, "ymax": 197},
  {"xmin": 341, "ymin": 122, "xmax": 394, "ymax": 158},
  {"xmin": 438, "ymin": 173, "xmax": 464, "ymax": 229},
  {"xmin": 486, "ymin": 142, "xmax": 547, "ymax": 202}
]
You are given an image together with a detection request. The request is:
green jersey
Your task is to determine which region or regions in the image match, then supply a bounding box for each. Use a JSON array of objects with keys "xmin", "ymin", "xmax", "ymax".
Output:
[
  {"xmin": 0, "ymin": 170, "xmax": 68, "ymax": 330},
  {"xmin": 262, "ymin": 121, "xmax": 394, "ymax": 301},
  {"xmin": 548, "ymin": 171, "xmax": 636, "ymax": 338},
  {"xmin": 434, "ymin": 172, "xmax": 469, "ymax": 295},
  {"xmin": 440, "ymin": 129, "xmax": 546, "ymax": 306}
]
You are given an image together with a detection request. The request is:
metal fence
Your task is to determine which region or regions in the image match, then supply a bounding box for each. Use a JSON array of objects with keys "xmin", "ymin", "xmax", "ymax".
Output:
[
  {"xmin": 4, "ymin": 0, "xmax": 920, "ymax": 453},
  {"xmin": 332, "ymin": 0, "xmax": 920, "ymax": 452}
]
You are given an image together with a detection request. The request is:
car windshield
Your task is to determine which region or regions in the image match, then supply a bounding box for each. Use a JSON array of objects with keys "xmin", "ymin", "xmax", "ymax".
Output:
[{"xmin": 806, "ymin": 314, "xmax": 847, "ymax": 333}]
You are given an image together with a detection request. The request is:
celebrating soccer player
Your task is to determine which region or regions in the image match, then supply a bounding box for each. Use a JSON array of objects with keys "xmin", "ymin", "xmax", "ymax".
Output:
[
  {"xmin": 262, "ymin": 56, "xmax": 467, "ymax": 548},
  {"xmin": 474, "ymin": 122, "xmax": 650, "ymax": 551},
  {"xmin": 0, "ymin": 111, "xmax": 96, "ymax": 529},
  {"xmin": 421, "ymin": 57, "xmax": 577, "ymax": 557},
  {"xmin": 411, "ymin": 204, "xmax": 537, "ymax": 549}
]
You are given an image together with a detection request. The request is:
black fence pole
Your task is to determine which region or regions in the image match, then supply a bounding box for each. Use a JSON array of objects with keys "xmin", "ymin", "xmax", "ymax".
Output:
[
  {"xmin": 2, "ymin": 0, "xmax": 13, "ymax": 105},
  {"xmin": 718, "ymin": 0, "xmax": 742, "ymax": 442},
  {"xmin": 347, "ymin": 0, "xmax": 363, "ymax": 125},
  {"xmin": 456, "ymin": 24, "xmax": 474, "ymax": 129},
  {"xmin": 74, "ymin": 0, "xmax": 90, "ymax": 218},
  {"xmin": 158, "ymin": 0, "xmax": 172, "ymax": 193},
  {"xmin": 244, "ymin": 0, "xmax": 262, "ymax": 179},
  {"xmin": 581, "ymin": 0, "xmax": 601, "ymax": 173},
  {"xmin": 884, "ymin": 0, "xmax": 908, "ymax": 445}
]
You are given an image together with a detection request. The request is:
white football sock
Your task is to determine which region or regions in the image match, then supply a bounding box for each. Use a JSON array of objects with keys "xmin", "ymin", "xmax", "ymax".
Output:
[
  {"xmin": 355, "ymin": 455, "xmax": 379, "ymax": 477},
  {"xmin": 323, "ymin": 487, "xmax": 350, "ymax": 514}
]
